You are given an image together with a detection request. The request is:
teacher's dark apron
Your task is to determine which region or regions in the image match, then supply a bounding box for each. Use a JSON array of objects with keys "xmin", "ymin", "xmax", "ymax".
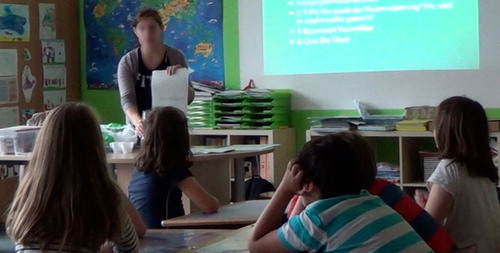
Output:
[{"xmin": 135, "ymin": 48, "xmax": 171, "ymax": 116}]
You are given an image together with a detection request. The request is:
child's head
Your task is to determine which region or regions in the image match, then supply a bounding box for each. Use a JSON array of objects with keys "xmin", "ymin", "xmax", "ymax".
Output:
[
  {"xmin": 295, "ymin": 132, "xmax": 377, "ymax": 199},
  {"xmin": 434, "ymin": 96, "xmax": 498, "ymax": 183},
  {"xmin": 7, "ymin": 103, "xmax": 123, "ymax": 250},
  {"xmin": 136, "ymin": 106, "xmax": 192, "ymax": 174}
]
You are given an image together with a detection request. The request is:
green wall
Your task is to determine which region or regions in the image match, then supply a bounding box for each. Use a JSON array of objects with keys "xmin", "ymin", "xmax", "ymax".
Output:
[{"xmin": 79, "ymin": 1, "xmax": 500, "ymax": 154}]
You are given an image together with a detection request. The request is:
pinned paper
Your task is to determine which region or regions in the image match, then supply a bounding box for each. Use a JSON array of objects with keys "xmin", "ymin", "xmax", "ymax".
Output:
[
  {"xmin": 23, "ymin": 48, "xmax": 31, "ymax": 61},
  {"xmin": 0, "ymin": 49, "xmax": 17, "ymax": 76},
  {"xmin": 22, "ymin": 65, "xmax": 36, "ymax": 103},
  {"xmin": 0, "ymin": 4, "xmax": 30, "ymax": 42},
  {"xmin": 0, "ymin": 106, "xmax": 19, "ymax": 128},
  {"xmin": 43, "ymin": 65, "xmax": 66, "ymax": 88},
  {"xmin": 41, "ymin": 39, "xmax": 65, "ymax": 64},
  {"xmin": 0, "ymin": 76, "xmax": 18, "ymax": 104},
  {"xmin": 21, "ymin": 108, "xmax": 34, "ymax": 125},
  {"xmin": 151, "ymin": 68, "xmax": 189, "ymax": 114},
  {"xmin": 43, "ymin": 89, "xmax": 65, "ymax": 110},
  {"xmin": 38, "ymin": 3, "xmax": 56, "ymax": 39}
]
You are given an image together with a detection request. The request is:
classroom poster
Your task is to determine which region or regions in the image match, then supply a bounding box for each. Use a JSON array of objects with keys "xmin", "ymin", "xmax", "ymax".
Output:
[
  {"xmin": 38, "ymin": 3, "xmax": 56, "ymax": 39},
  {"xmin": 0, "ymin": 4, "xmax": 30, "ymax": 42},
  {"xmin": 84, "ymin": 0, "xmax": 224, "ymax": 89},
  {"xmin": 0, "ymin": 76, "xmax": 18, "ymax": 104},
  {"xmin": 42, "ymin": 65, "xmax": 66, "ymax": 88},
  {"xmin": 0, "ymin": 49, "xmax": 17, "ymax": 76},
  {"xmin": 0, "ymin": 106, "xmax": 19, "ymax": 127},
  {"xmin": 22, "ymin": 65, "xmax": 36, "ymax": 103},
  {"xmin": 43, "ymin": 89, "xmax": 65, "ymax": 110},
  {"xmin": 41, "ymin": 39, "xmax": 65, "ymax": 64}
]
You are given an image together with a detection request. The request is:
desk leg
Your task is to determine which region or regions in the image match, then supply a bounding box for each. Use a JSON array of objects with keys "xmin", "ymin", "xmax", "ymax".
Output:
[
  {"xmin": 233, "ymin": 158, "xmax": 245, "ymax": 202},
  {"xmin": 113, "ymin": 163, "xmax": 134, "ymax": 197}
]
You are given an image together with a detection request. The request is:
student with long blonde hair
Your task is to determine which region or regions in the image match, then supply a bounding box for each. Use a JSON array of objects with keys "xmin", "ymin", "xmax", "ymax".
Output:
[{"xmin": 7, "ymin": 103, "xmax": 144, "ymax": 252}]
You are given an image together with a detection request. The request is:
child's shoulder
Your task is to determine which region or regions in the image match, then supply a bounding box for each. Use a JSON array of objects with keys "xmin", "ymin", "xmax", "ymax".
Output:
[{"xmin": 307, "ymin": 191, "xmax": 384, "ymax": 220}]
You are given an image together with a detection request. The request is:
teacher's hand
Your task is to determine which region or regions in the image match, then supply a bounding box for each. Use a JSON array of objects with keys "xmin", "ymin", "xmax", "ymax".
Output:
[
  {"xmin": 134, "ymin": 120, "xmax": 145, "ymax": 138},
  {"xmin": 166, "ymin": 64, "xmax": 183, "ymax": 75}
]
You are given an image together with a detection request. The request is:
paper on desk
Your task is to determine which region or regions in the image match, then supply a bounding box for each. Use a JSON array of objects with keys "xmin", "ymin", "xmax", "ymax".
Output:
[
  {"xmin": 191, "ymin": 146, "xmax": 235, "ymax": 155},
  {"xmin": 151, "ymin": 68, "xmax": 189, "ymax": 114},
  {"xmin": 196, "ymin": 226, "xmax": 254, "ymax": 253}
]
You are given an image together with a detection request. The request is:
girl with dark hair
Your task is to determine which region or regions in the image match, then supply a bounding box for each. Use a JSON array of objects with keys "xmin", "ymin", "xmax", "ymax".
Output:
[
  {"xmin": 129, "ymin": 106, "xmax": 219, "ymax": 228},
  {"xmin": 424, "ymin": 96, "xmax": 500, "ymax": 252}
]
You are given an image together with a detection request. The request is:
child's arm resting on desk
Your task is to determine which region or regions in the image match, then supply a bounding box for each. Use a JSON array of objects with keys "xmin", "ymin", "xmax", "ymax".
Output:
[
  {"xmin": 248, "ymin": 161, "xmax": 303, "ymax": 253},
  {"xmin": 177, "ymin": 176, "xmax": 219, "ymax": 213}
]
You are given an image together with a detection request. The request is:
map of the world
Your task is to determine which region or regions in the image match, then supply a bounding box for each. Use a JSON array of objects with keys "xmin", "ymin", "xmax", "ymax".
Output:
[{"xmin": 84, "ymin": 0, "xmax": 224, "ymax": 89}]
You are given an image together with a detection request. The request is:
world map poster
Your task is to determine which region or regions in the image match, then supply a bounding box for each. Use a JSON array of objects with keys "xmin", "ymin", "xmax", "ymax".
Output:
[{"xmin": 84, "ymin": 0, "xmax": 224, "ymax": 89}]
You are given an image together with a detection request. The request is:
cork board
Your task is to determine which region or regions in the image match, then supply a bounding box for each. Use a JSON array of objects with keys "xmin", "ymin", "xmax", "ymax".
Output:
[{"xmin": 0, "ymin": 0, "xmax": 79, "ymax": 127}]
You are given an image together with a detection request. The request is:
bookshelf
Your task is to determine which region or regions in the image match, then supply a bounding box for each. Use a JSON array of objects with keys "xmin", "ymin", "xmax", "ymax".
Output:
[
  {"xmin": 189, "ymin": 128, "xmax": 296, "ymax": 186},
  {"xmin": 306, "ymin": 130, "xmax": 500, "ymax": 193}
]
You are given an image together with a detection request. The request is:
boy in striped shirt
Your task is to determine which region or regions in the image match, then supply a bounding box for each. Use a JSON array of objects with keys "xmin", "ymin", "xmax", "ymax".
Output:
[{"xmin": 248, "ymin": 132, "xmax": 433, "ymax": 253}]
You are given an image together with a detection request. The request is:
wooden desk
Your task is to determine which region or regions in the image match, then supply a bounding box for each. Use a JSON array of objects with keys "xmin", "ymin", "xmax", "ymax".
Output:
[
  {"xmin": 162, "ymin": 200, "xmax": 269, "ymax": 229},
  {"xmin": 0, "ymin": 146, "xmax": 275, "ymax": 213},
  {"xmin": 178, "ymin": 224, "xmax": 254, "ymax": 253},
  {"xmin": 0, "ymin": 228, "xmax": 234, "ymax": 253},
  {"xmin": 139, "ymin": 229, "xmax": 232, "ymax": 253}
]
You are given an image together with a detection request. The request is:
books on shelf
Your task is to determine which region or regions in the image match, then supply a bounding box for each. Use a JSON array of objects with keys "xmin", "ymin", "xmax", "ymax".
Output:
[
  {"xmin": 419, "ymin": 151, "xmax": 439, "ymax": 182},
  {"xmin": 396, "ymin": 119, "xmax": 430, "ymax": 131},
  {"xmin": 357, "ymin": 124, "xmax": 396, "ymax": 131},
  {"xmin": 205, "ymin": 137, "xmax": 227, "ymax": 146},
  {"xmin": 376, "ymin": 162, "xmax": 400, "ymax": 183}
]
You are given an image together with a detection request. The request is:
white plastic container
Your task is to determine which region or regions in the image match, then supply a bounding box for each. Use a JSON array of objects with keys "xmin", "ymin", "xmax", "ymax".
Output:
[
  {"xmin": 120, "ymin": 142, "xmax": 134, "ymax": 153},
  {"xmin": 0, "ymin": 126, "xmax": 40, "ymax": 155},
  {"xmin": 110, "ymin": 142, "xmax": 123, "ymax": 154},
  {"xmin": 0, "ymin": 135, "xmax": 15, "ymax": 155}
]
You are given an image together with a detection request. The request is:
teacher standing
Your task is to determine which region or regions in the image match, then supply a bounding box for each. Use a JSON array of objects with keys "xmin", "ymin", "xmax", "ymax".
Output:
[{"xmin": 118, "ymin": 9, "xmax": 194, "ymax": 137}]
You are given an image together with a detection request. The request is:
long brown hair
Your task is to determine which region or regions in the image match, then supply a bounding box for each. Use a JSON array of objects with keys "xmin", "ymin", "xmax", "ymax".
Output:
[
  {"xmin": 296, "ymin": 132, "xmax": 377, "ymax": 198},
  {"xmin": 434, "ymin": 96, "xmax": 498, "ymax": 183},
  {"xmin": 7, "ymin": 103, "xmax": 123, "ymax": 250},
  {"xmin": 135, "ymin": 107, "xmax": 193, "ymax": 175}
]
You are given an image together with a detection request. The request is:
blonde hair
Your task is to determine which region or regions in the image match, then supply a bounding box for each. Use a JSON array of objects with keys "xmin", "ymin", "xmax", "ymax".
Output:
[{"xmin": 7, "ymin": 103, "xmax": 123, "ymax": 251}]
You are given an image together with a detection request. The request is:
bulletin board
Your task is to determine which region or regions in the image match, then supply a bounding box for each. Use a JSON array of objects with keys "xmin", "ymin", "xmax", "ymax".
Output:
[{"xmin": 0, "ymin": 0, "xmax": 79, "ymax": 128}]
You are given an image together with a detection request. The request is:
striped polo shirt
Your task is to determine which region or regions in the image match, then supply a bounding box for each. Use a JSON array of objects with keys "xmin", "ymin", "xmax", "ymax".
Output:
[{"xmin": 278, "ymin": 190, "xmax": 433, "ymax": 252}]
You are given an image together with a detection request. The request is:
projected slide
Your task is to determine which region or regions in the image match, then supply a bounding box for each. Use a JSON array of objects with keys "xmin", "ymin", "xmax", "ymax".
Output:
[{"xmin": 263, "ymin": 0, "xmax": 479, "ymax": 75}]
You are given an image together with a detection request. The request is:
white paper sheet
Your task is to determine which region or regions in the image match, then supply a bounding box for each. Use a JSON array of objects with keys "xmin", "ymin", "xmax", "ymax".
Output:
[
  {"xmin": 0, "ymin": 49, "xmax": 17, "ymax": 76},
  {"xmin": 43, "ymin": 89, "xmax": 66, "ymax": 110},
  {"xmin": 151, "ymin": 68, "xmax": 189, "ymax": 114},
  {"xmin": 0, "ymin": 106, "xmax": 19, "ymax": 128},
  {"xmin": 0, "ymin": 4, "xmax": 30, "ymax": 42},
  {"xmin": 41, "ymin": 39, "xmax": 65, "ymax": 64},
  {"xmin": 38, "ymin": 3, "xmax": 56, "ymax": 39},
  {"xmin": 0, "ymin": 76, "xmax": 18, "ymax": 104},
  {"xmin": 22, "ymin": 65, "xmax": 36, "ymax": 103},
  {"xmin": 43, "ymin": 65, "xmax": 66, "ymax": 88}
]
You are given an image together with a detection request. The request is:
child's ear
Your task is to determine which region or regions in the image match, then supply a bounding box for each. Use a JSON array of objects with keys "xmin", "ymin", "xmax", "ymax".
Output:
[{"xmin": 298, "ymin": 181, "xmax": 315, "ymax": 195}]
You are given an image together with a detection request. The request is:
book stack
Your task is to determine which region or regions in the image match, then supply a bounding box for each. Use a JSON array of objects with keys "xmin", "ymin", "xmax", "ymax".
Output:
[
  {"xmin": 419, "ymin": 151, "xmax": 439, "ymax": 182},
  {"xmin": 242, "ymin": 89, "xmax": 291, "ymax": 129},
  {"xmin": 309, "ymin": 116, "xmax": 361, "ymax": 133},
  {"xmin": 376, "ymin": 162, "xmax": 401, "ymax": 183},
  {"xmin": 187, "ymin": 91, "xmax": 215, "ymax": 129},
  {"xmin": 396, "ymin": 119, "xmax": 431, "ymax": 131}
]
